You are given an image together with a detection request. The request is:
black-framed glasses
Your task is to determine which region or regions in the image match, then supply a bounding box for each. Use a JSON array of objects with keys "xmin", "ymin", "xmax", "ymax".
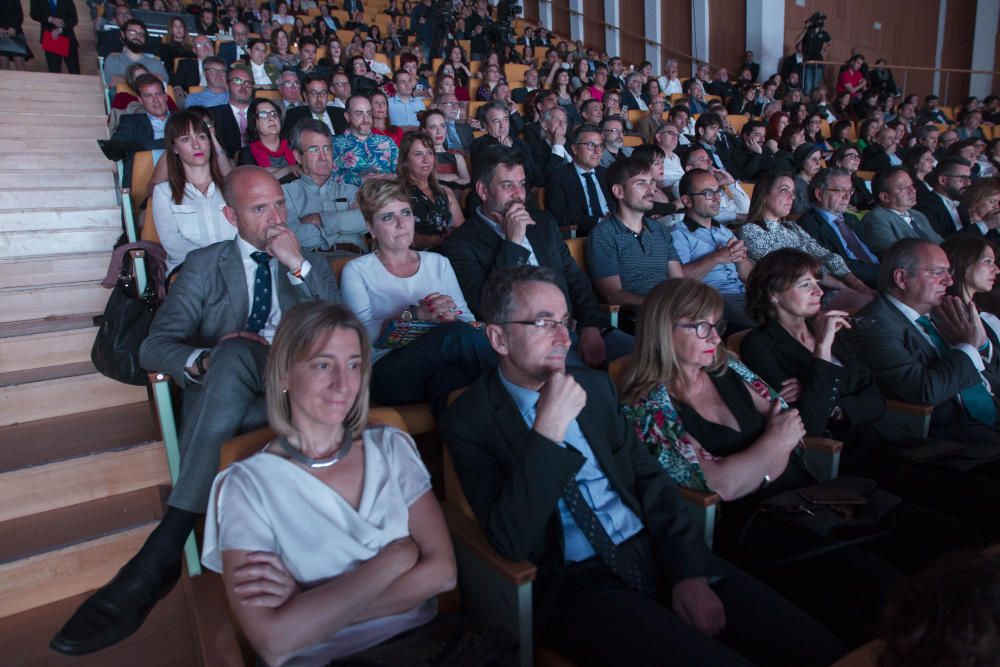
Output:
[
  {"xmin": 501, "ymin": 318, "xmax": 577, "ymax": 333},
  {"xmin": 689, "ymin": 188, "xmax": 723, "ymax": 200},
  {"xmin": 576, "ymin": 141, "xmax": 604, "ymax": 152},
  {"xmin": 674, "ymin": 320, "xmax": 726, "ymax": 339}
]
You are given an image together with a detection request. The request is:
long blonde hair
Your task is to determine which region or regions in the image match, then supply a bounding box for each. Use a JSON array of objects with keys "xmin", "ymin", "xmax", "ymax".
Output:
[{"xmin": 618, "ymin": 278, "xmax": 727, "ymax": 404}]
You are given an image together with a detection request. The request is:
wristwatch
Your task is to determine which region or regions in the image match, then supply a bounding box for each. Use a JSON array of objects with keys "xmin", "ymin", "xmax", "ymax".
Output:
[{"xmin": 400, "ymin": 306, "xmax": 416, "ymax": 322}]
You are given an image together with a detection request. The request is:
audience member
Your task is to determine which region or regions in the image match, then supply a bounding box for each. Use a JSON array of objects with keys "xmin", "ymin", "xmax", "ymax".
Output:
[
  {"xmin": 633, "ymin": 95, "xmax": 666, "ymax": 143},
  {"xmin": 152, "ymin": 111, "xmax": 235, "ymax": 274},
  {"xmin": 916, "ymin": 158, "xmax": 973, "ymax": 237},
  {"xmin": 340, "ymin": 179, "xmax": 495, "ymax": 415},
  {"xmin": 332, "ymin": 95, "xmax": 399, "ymax": 186},
  {"xmin": 283, "ymin": 120, "xmax": 367, "ymax": 253},
  {"xmin": 904, "ymin": 144, "xmax": 936, "ymax": 195},
  {"xmin": 236, "ymin": 98, "xmax": 299, "ymax": 181},
  {"xmin": 860, "ymin": 168, "xmax": 944, "ymax": 256},
  {"xmin": 544, "ymin": 123, "xmax": 612, "ymax": 236},
  {"xmin": 830, "ymin": 145, "xmax": 878, "ymax": 210},
  {"xmin": 678, "ymin": 147, "xmax": 750, "ymax": 224},
  {"xmin": 387, "ymin": 70, "xmax": 423, "ymax": 129},
  {"xmin": 273, "ymin": 71, "xmax": 303, "ymax": 111},
  {"xmin": 599, "ymin": 116, "xmax": 632, "ymax": 167},
  {"xmin": 103, "ymin": 19, "xmax": 168, "ymax": 87},
  {"xmin": 469, "ymin": 102, "xmax": 542, "ymax": 186},
  {"xmin": 442, "ymin": 266, "xmax": 846, "ymax": 667},
  {"xmin": 791, "ymin": 144, "xmax": 823, "ymax": 216},
  {"xmin": 170, "ymin": 34, "xmax": 214, "ymax": 93},
  {"xmin": 527, "ymin": 106, "xmax": 573, "ymax": 173},
  {"xmin": 217, "ymin": 21, "xmax": 250, "ymax": 66},
  {"xmin": 208, "ymin": 65, "xmax": 255, "ymax": 158},
  {"xmin": 730, "ymin": 120, "xmax": 777, "ymax": 182},
  {"xmin": 370, "ymin": 90, "xmax": 403, "ymax": 147},
  {"xmin": 862, "ymin": 126, "xmax": 904, "ymax": 173},
  {"xmin": 398, "ymin": 131, "xmax": 465, "ymax": 249},
  {"xmin": 653, "ymin": 122, "xmax": 685, "ymax": 190},
  {"xmin": 419, "ymin": 109, "xmax": 471, "ymax": 189},
  {"xmin": 283, "ymin": 72, "xmax": 346, "ymax": 138},
  {"xmin": 245, "ymin": 38, "xmax": 280, "ymax": 88},
  {"xmin": 960, "ymin": 178, "xmax": 1000, "ymax": 240},
  {"xmin": 184, "ymin": 56, "xmax": 230, "ymax": 109},
  {"xmin": 109, "ymin": 74, "xmax": 172, "ymax": 185},
  {"xmin": 51, "ymin": 167, "xmax": 340, "ymax": 656},
  {"xmin": 433, "ymin": 93, "xmax": 474, "ymax": 152}
]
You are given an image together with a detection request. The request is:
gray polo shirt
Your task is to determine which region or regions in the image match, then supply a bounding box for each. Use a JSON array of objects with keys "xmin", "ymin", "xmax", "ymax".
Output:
[{"xmin": 587, "ymin": 214, "xmax": 679, "ymax": 295}]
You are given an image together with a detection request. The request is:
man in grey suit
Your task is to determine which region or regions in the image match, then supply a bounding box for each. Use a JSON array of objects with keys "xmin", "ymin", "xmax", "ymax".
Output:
[
  {"xmin": 51, "ymin": 167, "xmax": 341, "ymax": 657},
  {"xmin": 848, "ymin": 238, "xmax": 1000, "ymax": 444},
  {"xmin": 859, "ymin": 167, "xmax": 943, "ymax": 257}
]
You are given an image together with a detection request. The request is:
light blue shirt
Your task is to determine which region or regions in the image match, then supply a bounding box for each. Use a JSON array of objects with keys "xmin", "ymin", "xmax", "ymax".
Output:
[
  {"xmin": 671, "ymin": 218, "xmax": 745, "ymax": 295},
  {"xmin": 184, "ymin": 89, "xmax": 229, "ymax": 109},
  {"xmin": 497, "ymin": 369, "xmax": 644, "ymax": 563},
  {"xmin": 574, "ymin": 164, "xmax": 609, "ymax": 216},
  {"xmin": 148, "ymin": 113, "xmax": 167, "ymax": 140},
  {"xmin": 386, "ymin": 95, "xmax": 424, "ymax": 127},
  {"xmin": 815, "ymin": 207, "xmax": 878, "ymax": 262}
]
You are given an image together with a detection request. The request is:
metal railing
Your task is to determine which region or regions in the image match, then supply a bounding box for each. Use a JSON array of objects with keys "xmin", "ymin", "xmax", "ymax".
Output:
[{"xmin": 805, "ymin": 59, "xmax": 1000, "ymax": 106}]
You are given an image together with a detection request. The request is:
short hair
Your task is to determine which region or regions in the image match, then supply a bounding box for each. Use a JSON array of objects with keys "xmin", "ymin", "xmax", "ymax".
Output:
[
  {"xmin": 302, "ymin": 72, "xmax": 328, "ymax": 89},
  {"xmin": 618, "ymin": 278, "xmax": 727, "ymax": 404},
  {"xmin": 568, "ymin": 122, "xmax": 601, "ymax": 146},
  {"xmin": 680, "ymin": 145, "xmax": 709, "ymax": 169},
  {"xmin": 533, "ymin": 89, "xmax": 556, "ymax": 109},
  {"xmin": 809, "ymin": 167, "xmax": 851, "ymax": 202},
  {"xmin": 356, "ymin": 177, "xmax": 409, "ymax": 224},
  {"xmin": 924, "ymin": 94, "xmax": 939, "ymax": 103},
  {"xmin": 265, "ymin": 302, "xmax": 370, "ymax": 439},
  {"xmin": 607, "ymin": 155, "xmax": 652, "ymax": 193},
  {"xmin": 630, "ymin": 143, "xmax": 665, "ymax": 167},
  {"xmin": 694, "ymin": 112, "xmax": 722, "ymax": 133},
  {"xmin": 580, "ymin": 99, "xmax": 602, "ymax": 116},
  {"xmin": 942, "ymin": 233, "xmax": 997, "ymax": 300},
  {"xmin": 134, "ymin": 73, "xmax": 164, "ymax": 93},
  {"xmin": 298, "ymin": 36, "xmax": 318, "ymax": 50},
  {"xmin": 201, "ymin": 55, "xmax": 225, "ymax": 70},
  {"xmin": 928, "ymin": 157, "xmax": 971, "ymax": 187},
  {"xmin": 678, "ymin": 168, "xmax": 716, "ymax": 198},
  {"xmin": 745, "ymin": 249, "xmax": 823, "ymax": 322},
  {"xmin": 668, "ymin": 104, "xmax": 690, "ymax": 121},
  {"xmin": 872, "ymin": 167, "xmax": 910, "ymax": 199},
  {"xmin": 481, "ymin": 100, "xmax": 509, "ymax": 120},
  {"xmin": 479, "ymin": 265, "xmax": 560, "ymax": 326},
  {"xmin": 541, "ymin": 106, "xmax": 567, "ymax": 124},
  {"xmin": 474, "ymin": 145, "xmax": 525, "ymax": 187},
  {"xmin": 912, "ymin": 124, "xmax": 940, "ymax": 142},
  {"xmin": 740, "ymin": 119, "xmax": 766, "ymax": 137},
  {"xmin": 878, "ymin": 238, "xmax": 936, "ymax": 293},
  {"xmin": 600, "ymin": 115, "xmax": 624, "ymax": 132},
  {"xmin": 288, "ymin": 118, "xmax": 331, "ymax": 152}
]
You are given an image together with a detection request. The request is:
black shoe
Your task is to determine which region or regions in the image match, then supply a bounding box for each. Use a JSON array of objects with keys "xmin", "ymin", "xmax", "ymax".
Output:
[{"xmin": 49, "ymin": 560, "xmax": 182, "ymax": 656}]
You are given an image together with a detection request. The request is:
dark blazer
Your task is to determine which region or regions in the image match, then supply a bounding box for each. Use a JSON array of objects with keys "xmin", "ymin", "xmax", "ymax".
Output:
[
  {"xmin": 217, "ymin": 41, "xmax": 247, "ymax": 67},
  {"xmin": 619, "ymin": 89, "xmax": 643, "ymax": 112},
  {"xmin": 281, "ymin": 105, "xmax": 347, "ymax": 139},
  {"xmin": 544, "ymin": 162, "xmax": 611, "ymax": 236},
  {"xmin": 30, "ymin": 0, "xmax": 78, "ymax": 46},
  {"xmin": 444, "ymin": 119, "xmax": 475, "ymax": 152},
  {"xmin": 139, "ymin": 238, "xmax": 339, "ymax": 386},
  {"xmin": 170, "ymin": 57, "xmax": 202, "ymax": 91},
  {"xmin": 847, "ymin": 294, "xmax": 1000, "ymax": 434},
  {"xmin": 469, "ymin": 134, "xmax": 543, "ymax": 187},
  {"xmin": 524, "ymin": 130, "xmax": 572, "ymax": 177},
  {"xmin": 915, "ymin": 185, "xmax": 970, "ymax": 238},
  {"xmin": 860, "ymin": 144, "xmax": 892, "ymax": 174},
  {"xmin": 437, "ymin": 211, "xmax": 609, "ymax": 330},
  {"xmin": 729, "ymin": 143, "xmax": 777, "ymax": 182},
  {"xmin": 797, "ymin": 207, "xmax": 880, "ymax": 288},
  {"xmin": 511, "ymin": 86, "xmax": 536, "ymax": 105},
  {"xmin": 208, "ymin": 103, "xmax": 244, "ymax": 158},
  {"xmin": 109, "ymin": 113, "xmax": 166, "ymax": 186},
  {"xmin": 741, "ymin": 319, "xmax": 886, "ymax": 436},
  {"xmin": 440, "ymin": 367, "xmax": 721, "ymax": 630},
  {"xmin": 779, "ymin": 53, "xmax": 802, "ymax": 83}
]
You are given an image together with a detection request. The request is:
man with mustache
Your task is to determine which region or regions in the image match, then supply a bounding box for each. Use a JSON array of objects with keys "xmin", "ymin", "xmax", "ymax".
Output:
[{"xmin": 102, "ymin": 19, "xmax": 168, "ymax": 87}]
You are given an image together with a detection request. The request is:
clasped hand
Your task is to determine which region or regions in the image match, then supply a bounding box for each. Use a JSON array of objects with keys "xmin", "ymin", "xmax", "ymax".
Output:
[{"xmin": 932, "ymin": 296, "xmax": 987, "ymax": 349}]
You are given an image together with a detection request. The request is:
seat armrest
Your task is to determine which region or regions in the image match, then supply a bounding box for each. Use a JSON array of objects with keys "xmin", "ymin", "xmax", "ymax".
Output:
[
  {"xmin": 677, "ymin": 487, "xmax": 721, "ymax": 507},
  {"xmin": 802, "ymin": 436, "xmax": 842, "ymax": 482},
  {"xmin": 802, "ymin": 436, "xmax": 843, "ymax": 454},
  {"xmin": 442, "ymin": 503, "xmax": 536, "ymax": 586},
  {"xmin": 559, "ymin": 224, "xmax": 578, "ymax": 239},
  {"xmin": 878, "ymin": 399, "xmax": 934, "ymax": 440},
  {"xmin": 678, "ymin": 486, "xmax": 721, "ymax": 548},
  {"xmin": 885, "ymin": 399, "xmax": 934, "ymax": 417}
]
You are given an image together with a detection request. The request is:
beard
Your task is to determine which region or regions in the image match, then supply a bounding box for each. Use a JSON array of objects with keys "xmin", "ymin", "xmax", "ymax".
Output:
[{"xmin": 123, "ymin": 37, "xmax": 146, "ymax": 53}]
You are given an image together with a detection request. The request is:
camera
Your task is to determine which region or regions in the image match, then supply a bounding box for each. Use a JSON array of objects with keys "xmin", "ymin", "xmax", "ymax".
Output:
[{"xmin": 802, "ymin": 12, "xmax": 830, "ymax": 60}]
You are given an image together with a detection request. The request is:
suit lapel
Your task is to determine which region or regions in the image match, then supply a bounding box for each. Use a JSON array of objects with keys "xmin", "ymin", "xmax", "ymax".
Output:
[
  {"xmin": 880, "ymin": 296, "xmax": 939, "ymax": 359},
  {"xmin": 220, "ymin": 240, "xmax": 249, "ymax": 322}
]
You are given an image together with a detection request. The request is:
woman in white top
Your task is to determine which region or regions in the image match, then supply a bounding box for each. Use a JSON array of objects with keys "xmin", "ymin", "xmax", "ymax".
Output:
[
  {"xmin": 246, "ymin": 39, "xmax": 279, "ymax": 88},
  {"xmin": 202, "ymin": 302, "xmax": 458, "ymax": 667},
  {"xmin": 340, "ymin": 180, "xmax": 497, "ymax": 415},
  {"xmin": 152, "ymin": 111, "xmax": 236, "ymax": 273},
  {"xmin": 943, "ymin": 233, "xmax": 1000, "ymax": 340},
  {"xmin": 657, "ymin": 58, "xmax": 683, "ymax": 97}
]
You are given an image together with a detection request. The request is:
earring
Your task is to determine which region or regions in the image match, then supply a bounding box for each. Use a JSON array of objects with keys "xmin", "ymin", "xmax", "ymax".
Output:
[{"xmin": 282, "ymin": 387, "xmax": 288, "ymax": 394}]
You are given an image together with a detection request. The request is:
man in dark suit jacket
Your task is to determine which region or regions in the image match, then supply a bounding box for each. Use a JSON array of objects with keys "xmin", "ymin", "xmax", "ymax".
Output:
[
  {"xmin": 169, "ymin": 35, "xmax": 214, "ymax": 90},
  {"xmin": 544, "ymin": 124, "xmax": 611, "ymax": 236},
  {"xmin": 861, "ymin": 127, "xmax": 901, "ymax": 174},
  {"xmin": 208, "ymin": 65, "xmax": 254, "ymax": 158},
  {"xmin": 50, "ymin": 167, "xmax": 341, "ymax": 657},
  {"xmin": 470, "ymin": 102, "xmax": 543, "ymax": 187},
  {"xmin": 797, "ymin": 168, "xmax": 880, "ymax": 288},
  {"xmin": 30, "ymin": 0, "xmax": 80, "ymax": 73},
  {"xmin": 915, "ymin": 157, "xmax": 973, "ymax": 238},
  {"xmin": 440, "ymin": 265, "xmax": 846, "ymax": 667},
  {"xmin": 525, "ymin": 106, "xmax": 573, "ymax": 176},
  {"xmin": 439, "ymin": 146, "xmax": 631, "ymax": 368},
  {"xmin": 848, "ymin": 238, "xmax": 1000, "ymax": 445},
  {"xmin": 282, "ymin": 73, "xmax": 347, "ymax": 138},
  {"xmin": 217, "ymin": 21, "xmax": 250, "ymax": 66},
  {"xmin": 107, "ymin": 75, "xmax": 170, "ymax": 186}
]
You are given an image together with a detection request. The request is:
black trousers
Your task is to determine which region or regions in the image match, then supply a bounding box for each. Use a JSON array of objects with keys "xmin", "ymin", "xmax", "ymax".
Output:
[
  {"xmin": 44, "ymin": 46, "xmax": 79, "ymax": 74},
  {"xmin": 543, "ymin": 545, "xmax": 846, "ymax": 667}
]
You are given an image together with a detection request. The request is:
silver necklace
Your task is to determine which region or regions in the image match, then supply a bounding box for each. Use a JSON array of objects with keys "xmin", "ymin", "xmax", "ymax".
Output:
[{"xmin": 277, "ymin": 429, "xmax": 353, "ymax": 468}]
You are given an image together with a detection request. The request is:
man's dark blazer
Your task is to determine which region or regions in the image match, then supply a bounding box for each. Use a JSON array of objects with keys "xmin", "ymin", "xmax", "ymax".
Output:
[
  {"xmin": 619, "ymin": 89, "xmax": 643, "ymax": 112},
  {"xmin": 544, "ymin": 162, "xmax": 611, "ymax": 236},
  {"xmin": 741, "ymin": 319, "xmax": 885, "ymax": 436},
  {"xmin": 797, "ymin": 207, "xmax": 880, "ymax": 288},
  {"xmin": 109, "ymin": 113, "xmax": 166, "ymax": 187},
  {"xmin": 511, "ymin": 86, "xmax": 536, "ymax": 105},
  {"xmin": 860, "ymin": 143, "xmax": 892, "ymax": 174},
  {"xmin": 524, "ymin": 130, "xmax": 572, "ymax": 177},
  {"xmin": 281, "ymin": 105, "xmax": 347, "ymax": 139},
  {"xmin": 605, "ymin": 73, "xmax": 626, "ymax": 91},
  {"xmin": 779, "ymin": 53, "xmax": 802, "ymax": 83},
  {"xmin": 705, "ymin": 79, "xmax": 737, "ymax": 100},
  {"xmin": 915, "ymin": 185, "xmax": 970, "ymax": 238},
  {"xmin": 169, "ymin": 57, "xmax": 202, "ymax": 91},
  {"xmin": 208, "ymin": 103, "xmax": 245, "ymax": 158},
  {"xmin": 30, "ymin": 0, "xmax": 78, "ymax": 46},
  {"xmin": 847, "ymin": 294, "xmax": 1000, "ymax": 436},
  {"xmin": 469, "ymin": 134, "xmax": 543, "ymax": 187},
  {"xmin": 440, "ymin": 366, "xmax": 721, "ymax": 630},
  {"xmin": 437, "ymin": 211, "xmax": 609, "ymax": 330},
  {"xmin": 217, "ymin": 41, "xmax": 247, "ymax": 67},
  {"xmin": 729, "ymin": 143, "xmax": 777, "ymax": 182},
  {"xmin": 444, "ymin": 120, "xmax": 475, "ymax": 152}
]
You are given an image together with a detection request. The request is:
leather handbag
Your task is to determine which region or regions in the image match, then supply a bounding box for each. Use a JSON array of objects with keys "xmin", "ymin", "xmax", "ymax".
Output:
[{"xmin": 91, "ymin": 252, "xmax": 159, "ymax": 386}]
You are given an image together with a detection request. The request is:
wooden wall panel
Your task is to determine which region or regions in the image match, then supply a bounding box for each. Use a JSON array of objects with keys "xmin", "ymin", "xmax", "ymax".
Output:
[
  {"xmin": 582, "ymin": 0, "xmax": 606, "ymax": 52},
  {"xmin": 708, "ymin": 0, "xmax": 746, "ymax": 73},
  {"xmin": 618, "ymin": 0, "xmax": 645, "ymax": 65},
  {"xmin": 550, "ymin": 0, "xmax": 572, "ymax": 40},
  {"xmin": 940, "ymin": 0, "xmax": 976, "ymax": 106},
  {"xmin": 522, "ymin": 0, "xmax": 538, "ymax": 24},
  {"xmin": 783, "ymin": 0, "xmax": 961, "ymax": 104},
  {"xmin": 662, "ymin": 1, "xmax": 694, "ymax": 74}
]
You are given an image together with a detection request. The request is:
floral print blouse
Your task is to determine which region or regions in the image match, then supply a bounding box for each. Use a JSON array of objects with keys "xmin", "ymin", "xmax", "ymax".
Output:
[
  {"xmin": 735, "ymin": 218, "xmax": 850, "ymax": 278},
  {"xmin": 331, "ymin": 131, "xmax": 399, "ymax": 187}
]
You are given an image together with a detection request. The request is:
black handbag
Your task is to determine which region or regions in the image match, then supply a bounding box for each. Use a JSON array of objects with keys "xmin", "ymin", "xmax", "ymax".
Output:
[{"xmin": 91, "ymin": 253, "xmax": 159, "ymax": 386}]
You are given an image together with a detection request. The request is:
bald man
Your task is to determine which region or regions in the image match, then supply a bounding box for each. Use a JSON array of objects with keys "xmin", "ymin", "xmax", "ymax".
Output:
[{"xmin": 51, "ymin": 167, "xmax": 341, "ymax": 656}]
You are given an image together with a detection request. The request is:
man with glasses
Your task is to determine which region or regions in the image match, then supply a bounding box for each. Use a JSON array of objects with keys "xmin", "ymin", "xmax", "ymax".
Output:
[
  {"xmin": 432, "ymin": 92, "xmax": 474, "ymax": 151},
  {"xmin": 274, "ymin": 70, "xmax": 303, "ymax": 110},
  {"xmin": 331, "ymin": 94, "xmax": 398, "ymax": 186},
  {"xmin": 678, "ymin": 147, "xmax": 749, "ymax": 224},
  {"xmin": 442, "ymin": 264, "xmax": 844, "ymax": 667},
  {"xmin": 170, "ymin": 35, "xmax": 216, "ymax": 94},
  {"xmin": 798, "ymin": 167, "xmax": 880, "ymax": 288},
  {"xmin": 587, "ymin": 154, "xmax": 683, "ymax": 310},
  {"xmin": 849, "ymin": 238, "xmax": 1000, "ymax": 444},
  {"xmin": 670, "ymin": 168, "xmax": 755, "ymax": 330},
  {"xmin": 329, "ymin": 71, "xmax": 351, "ymax": 109},
  {"xmin": 544, "ymin": 124, "xmax": 613, "ymax": 236},
  {"xmin": 284, "ymin": 72, "xmax": 346, "ymax": 139},
  {"xmin": 283, "ymin": 120, "xmax": 368, "ymax": 254},
  {"xmin": 102, "ymin": 19, "xmax": 168, "ymax": 87},
  {"xmin": 599, "ymin": 116, "xmax": 632, "ymax": 167},
  {"xmin": 218, "ymin": 21, "xmax": 250, "ymax": 66},
  {"xmin": 861, "ymin": 167, "xmax": 943, "ymax": 257},
  {"xmin": 632, "ymin": 95, "xmax": 666, "ymax": 144},
  {"xmin": 184, "ymin": 56, "xmax": 230, "ymax": 109},
  {"xmin": 208, "ymin": 65, "xmax": 255, "ymax": 158},
  {"xmin": 440, "ymin": 146, "xmax": 631, "ymax": 369},
  {"xmin": 916, "ymin": 158, "xmax": 975, "ymax": 238}
]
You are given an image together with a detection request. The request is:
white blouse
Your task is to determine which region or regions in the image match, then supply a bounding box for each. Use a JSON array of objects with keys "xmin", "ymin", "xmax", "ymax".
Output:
[
  {"xmin": 151, "ymin": 181, "xmax": 236, "ymax": 273},
  {"xmin": 251, "ymin": 60, "xmax": 273, "ymax": 85},
  {"xmin": 202, "ymin": 425, "xmax": 436, "ymax": 666}
]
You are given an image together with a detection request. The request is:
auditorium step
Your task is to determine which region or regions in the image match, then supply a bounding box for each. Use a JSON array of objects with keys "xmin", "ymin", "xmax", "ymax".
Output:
[
  {"xmin": 0, "ymin": 226, "xmax": 122, "ymax": 259},
  {"xmin": 0, "ymin": 188, "xmax": 118, "ymax": 211},
  {"xmin": 0, "ymin": 253, "xmax": 111, "ymax": 289},
  {"xmin": 0, "ymin": 361, "xmax": 148, "ymax": 426},
  {"xmin": 0, "ymin": 282, "xmax": 111, "ymax": 324},
  {"xmin": 1, "ymin": 153, "xmax": 112, "ymax": 172},
  {"xmin": 0, "ymin": 170, "xmax": 115, "ymax": 189},
  {"xmin": 0, "ymin": 322, "xmax": 97, "ymax": 373},
  {"xmin": 0, "ymin": 138, "xmax": 106, "ymax": 155},
  {"xmin": 0, "ymin": 112, "xmax": 108, "ymax": 129}
]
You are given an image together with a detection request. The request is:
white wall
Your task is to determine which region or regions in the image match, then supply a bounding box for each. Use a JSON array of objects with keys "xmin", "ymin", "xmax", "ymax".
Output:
[
  {"xmin": 745, "ymin": 0, "xmax": 785, "ymax": 82},
  {"xmin": 970, "ymin": 0, "xmax": 999, "ymax": 98}
]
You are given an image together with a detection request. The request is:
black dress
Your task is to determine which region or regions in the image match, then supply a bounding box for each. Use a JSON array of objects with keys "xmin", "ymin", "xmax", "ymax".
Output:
[
  {"xmin": 0, "ymin": 0, "xmax": 33, "ymax": 60},
  {"xmin": 410, "ymin": 185, "xmax": 454, "ymax": 237},
  {"xmin": 670, "ymin": 369, "xmax": 976, "ymax": 646}
]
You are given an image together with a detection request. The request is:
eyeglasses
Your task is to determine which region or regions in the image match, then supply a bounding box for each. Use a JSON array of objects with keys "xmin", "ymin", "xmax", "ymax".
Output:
[
  {"xmin": 125, "ymin": 29, "xmax": 146, "ymax": 37},
  {"xmin": 257, "ymin": 110, "xmax": 280, "ymax": 119},
  {"xmin": 913, "ymin": 267, "xmax": 954, "ymax": 278},
  {"xmin": 305, "ymin": 89, "xmax": 329, "ymax": 97},
  {"xmin": 674, "ymin": 320, "xmax": 726, "ymax": 339},
  {"xmin": 280, "ymin": 80, "xmax": 301, "ymax": 88},
  {"xmin": 229, "ymin": 77, "xmax": 251, "ymax": 86},
  {"xmin": 576, "ymin": 141, "xmax": 604, "ymax": 152},
  {"xmin": 303, "ymin": 144, "xmax": 333, "ymax": 155},
  {"xmin": 602, "ymin": 128, "xmax": 623, "ymax": 135},
  {"xmin": 501, "ymin": 318, "xmax": 577, "ymax": 333},
  {"xmin": 688, "ymin": 189, "xmax": 723, "ymax": 200},
  {"xmin": 823, "ymin": 186, "xmax": 854, "ymax": 194},
  {"xmin": 204, "ymin": 67, "xmax": 227, "ymax": 74}
]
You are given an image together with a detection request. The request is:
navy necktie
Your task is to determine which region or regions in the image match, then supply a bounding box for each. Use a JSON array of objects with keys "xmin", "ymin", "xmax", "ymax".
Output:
[
  {"xmin": 583, "ymin": 171, "xmax": 603, "ymax": 218},
  {"xmin": 246, "ymin": 251, "xmax": 272, "ymax": 334}
]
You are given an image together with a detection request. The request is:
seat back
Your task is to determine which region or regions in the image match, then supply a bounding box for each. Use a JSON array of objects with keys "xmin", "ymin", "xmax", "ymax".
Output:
[
  {"xmin": 726, "ymin": 328, "xmax": 749, "ymax": 356},
  {"xmin": 564, "ymin": 236, "xmax": 587, "ymax": 274},
  {"xmin": 623, "ymin": 135, "xmax": 644, "ymax": 147},
  {"xmin": 141, "ymin": 203, "xmax": 161, "ymax": 244},
  {"xmin": 607, "ymin": 354, "xmax": 631, "ymax": 390},
  {"xmin": 130, "ymin": 150, "xmax": 155, "ymax": 210},
  {"xmin": 328, "ymin": 256, "xmax": 354, "ymax": 285}
]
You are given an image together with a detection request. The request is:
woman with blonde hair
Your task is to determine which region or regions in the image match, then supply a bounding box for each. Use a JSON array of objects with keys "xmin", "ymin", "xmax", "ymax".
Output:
[{"xmin": 960, "ymin": 177, "xmax": 1000, "ymax": 233}]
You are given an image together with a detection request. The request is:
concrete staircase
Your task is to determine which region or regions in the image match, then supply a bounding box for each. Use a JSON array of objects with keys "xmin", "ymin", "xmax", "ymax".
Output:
[{"xmin": 0, "ymin": 70, "xmax": 197, "ymax": 664}]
